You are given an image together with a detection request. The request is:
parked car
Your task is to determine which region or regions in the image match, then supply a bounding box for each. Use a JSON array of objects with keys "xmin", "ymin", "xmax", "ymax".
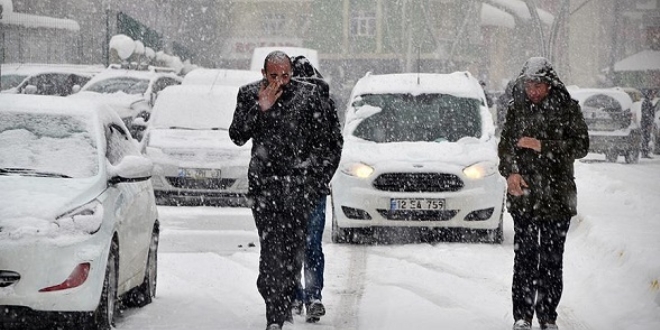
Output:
[
  {"xmin": 71, "ymin": 65, "xmax": 182, "ymax": 138},
  {"xmin": 1, "ymin": 63, "xmax": 103, "ymax": 95},
  {"xmin": 0, "ymin": 94, "xmax": 159, "ymax": 329},
  {"xmin": 140, "ymin": 84, "xmax": 251, "ymax": 206},
  {"xmin": 331, "ymin": 72, "xmax": 506, "ymax": 244},
  {"xmin": 569, "ymin": 87, "xmax": 642, "ymax": 163}
]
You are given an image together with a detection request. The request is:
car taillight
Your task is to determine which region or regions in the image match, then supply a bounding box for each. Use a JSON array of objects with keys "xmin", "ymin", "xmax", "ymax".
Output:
[{"xmin": 39, "ymin": 262, "xmax": 90, "ymax": 292}]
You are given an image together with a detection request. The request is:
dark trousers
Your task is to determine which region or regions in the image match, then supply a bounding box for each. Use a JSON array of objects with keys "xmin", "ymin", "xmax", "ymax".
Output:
[
  {"xmin": 295, "ymin": 196, "xmax": 326, "ymax": 304},
  {"xmin": 251, "ymin": 181, "xmax": 316, "ymax": 326},
  {"xmin": 512, "ymin": 214, "xmax": 571, "ymax": 323}
]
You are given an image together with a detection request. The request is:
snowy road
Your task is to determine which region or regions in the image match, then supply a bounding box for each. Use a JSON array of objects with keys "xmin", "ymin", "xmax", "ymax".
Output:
[{"xmin": 115, "ymin": 154, "xmax": 660, "ymax": 330}]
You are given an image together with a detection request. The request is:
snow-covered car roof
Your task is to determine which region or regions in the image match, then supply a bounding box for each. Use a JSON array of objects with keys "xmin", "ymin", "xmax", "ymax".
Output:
[
  {"xmin": 182, "ymin": 68, "xmax": 261, "ymax": 87},
  {"xmin": 569, "ymin": 88, "xmax": 634, "ymax": 110},
  {"xmin": 1, "ymin": 63, "xmax": 105, "ymax": 76},
  {"xmin": 0, "ymin": 93, "xmax": 114, "ymax": 119},
  {"xmin": 80, "ymin": 67, "xmax": 181, "ymax": 91},
  {"xmin": 350, "ymin": 72, "xmax": 487, "ymax": 100},
  {"xmin": 149, "ymin": 84, "xmax": 239, "ymax": 131}
]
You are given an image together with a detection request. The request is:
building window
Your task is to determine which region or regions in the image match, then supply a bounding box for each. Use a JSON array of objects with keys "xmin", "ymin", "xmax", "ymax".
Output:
[
  {"xmin": 263, "ymin": 13, "xmax": 285, "ymax": 35},
  {"xmin": 350, "ymin": 10, "xmax": 376, "ymax": 37}
]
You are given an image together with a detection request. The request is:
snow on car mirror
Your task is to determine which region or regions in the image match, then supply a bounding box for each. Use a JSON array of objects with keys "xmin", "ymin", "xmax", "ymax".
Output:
[
  {"xmin": 107, "ymin": 155, "xmax": 153, "ymax": 184},
  {"xmin": 353, "ymin": 104, "xmax": 382, "ymax": 119},
  {"xmin": 71, "ymin": 85, "xmax": 81, "ymax": 94}
]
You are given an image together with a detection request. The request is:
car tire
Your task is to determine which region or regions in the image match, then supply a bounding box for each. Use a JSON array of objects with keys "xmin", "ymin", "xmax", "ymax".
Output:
[
  {"xmin": 604, "ymin": 150, "xmax": 618, "ymax": 162},
  {"xmin": 624, "ymin": 148, "xmax": 640, "ymax": 164},
  {"xmin": 331, "ymin": 212, "xmax": 351, "ymax": 243},
  {"xmin": 653, "ymin": 127, "xmax": 660, "ymax": 154},
  {"xmin": 87, "ymin": 240, "xmax": 118, "ymax": 330},
  {"xmin": 123, "ymin": 223, "xmax": 159, "ymax": 308}
]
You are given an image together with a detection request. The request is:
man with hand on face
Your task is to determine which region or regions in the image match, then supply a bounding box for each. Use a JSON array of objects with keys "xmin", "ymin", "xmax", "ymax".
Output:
[
  {"xmin": 498, "ymin": 57, "xmax": 589, "ymax": 330},
  {"xmin": 229, "ymin": 51, "xmax": 340, "ymax": 330}
]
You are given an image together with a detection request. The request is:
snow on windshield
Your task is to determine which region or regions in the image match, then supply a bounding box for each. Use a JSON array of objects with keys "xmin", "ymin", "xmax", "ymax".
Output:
[
  {"xmin": 84, "ymin": 76, "xmax": 149, "ymax": 94},
  {"xmin": 0, "ymin": 112, "xmax": 99, "ymax": 178}
]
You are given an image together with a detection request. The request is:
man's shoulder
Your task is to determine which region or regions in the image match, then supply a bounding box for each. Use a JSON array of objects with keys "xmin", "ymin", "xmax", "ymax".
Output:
[{"xmin": 239, "ymin": 80, "xmax": 262, "ymax": 94}]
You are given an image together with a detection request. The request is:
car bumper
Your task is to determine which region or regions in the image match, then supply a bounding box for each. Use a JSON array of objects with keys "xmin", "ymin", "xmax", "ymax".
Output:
[
  {"xmin": 588, "ymin": 129, "xmax": 641, "ymax": 152},
  {"xmin": 0, "ymin": 235, "xmax": 109, "ymax": 313},
  {"xmin": 331, "ymin": 172, "xmax": 506, "ymax": 230},
  {"xmin": 151, "ymin": 163, "xmax": 249, "ymax": 206}
]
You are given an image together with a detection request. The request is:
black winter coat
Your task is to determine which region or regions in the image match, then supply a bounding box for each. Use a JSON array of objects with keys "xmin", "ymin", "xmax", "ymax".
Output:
[
  {"xmin": 498, "ymin": 61, "xmax": 589, "ymax": 219},
  {"xmin": 229, "ymin": 79, "xmax": 342, "ymax": 199}
]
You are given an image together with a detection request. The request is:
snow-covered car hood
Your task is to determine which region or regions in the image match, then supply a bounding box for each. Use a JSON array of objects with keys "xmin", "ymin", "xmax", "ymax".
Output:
[
  {"xmin": 340, "ymin": 136, "xmax": 498, "ymax": 168},
  {"xmin": 72, "ymin": 91, "xmax": 145, "ymax": 119},
  {"xmin": 0, "ymin": 177, "xmax": 104, "ymax": 240},
  {"xmin": 145, "ymin": 129, "xmax": 251, "ymax": 166}
]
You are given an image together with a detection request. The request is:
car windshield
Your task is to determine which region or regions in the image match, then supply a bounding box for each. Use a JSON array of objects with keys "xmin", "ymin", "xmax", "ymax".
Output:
[
  {"xmin": 0, "ymin": 112, "xmax": 99, "ymax": 178},
  {"xmin": 84, "ymin": 76, "xmax": 149, "ymax": 94},
  {"xmin": 351, "ymin": 93, "xmax": 482, "ymax": 143},
  {"xmin": 1, "ymin": 74, "xmax": 28, "ymax": 91}
]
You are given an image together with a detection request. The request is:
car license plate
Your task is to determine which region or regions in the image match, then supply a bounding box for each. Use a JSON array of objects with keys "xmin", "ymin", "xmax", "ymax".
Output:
[
  {"xmin": 178, "ymin": 168, "xmax": 221, "ymax": 179},
  {"xmin": 390, "ymin": 198, "xmax": 445, "ymax": 211}
]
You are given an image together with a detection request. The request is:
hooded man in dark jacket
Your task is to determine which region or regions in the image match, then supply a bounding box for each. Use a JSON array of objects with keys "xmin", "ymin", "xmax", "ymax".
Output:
[
  {"xmin": 229, "ymin": 51, "xmax": 341, "ymax": 330},
  {"xmin": 288, "ymin": 55, "xmax": 343, "ymax": 323},
  {"xmin": 498, "ymin": 57, "xmax": 589, "ymax": 330}
]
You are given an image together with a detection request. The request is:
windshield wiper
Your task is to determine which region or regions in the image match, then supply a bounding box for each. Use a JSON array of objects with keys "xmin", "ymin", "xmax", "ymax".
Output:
[{"xmin": 0, "ymin": 168, "xmax": 71, "ymax": 178}]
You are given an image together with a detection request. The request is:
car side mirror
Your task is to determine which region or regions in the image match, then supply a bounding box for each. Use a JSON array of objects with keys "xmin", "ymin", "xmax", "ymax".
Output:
[
  {"xmin": 23, "ymin": 85, "xmax": 38, "ymax": 94},
  {"xmin": 72, "ymin": 85, "xmax": 81, "ymax": 94},
  {"xmin": 107, "ymin": 155, "xmax": 153, "ymax": 185}
]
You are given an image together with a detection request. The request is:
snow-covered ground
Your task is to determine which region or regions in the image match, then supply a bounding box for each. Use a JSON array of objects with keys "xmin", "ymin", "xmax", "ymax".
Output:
[{"xmin": 115, "ymin": 153, "xmax": 660, "ymax": 330}]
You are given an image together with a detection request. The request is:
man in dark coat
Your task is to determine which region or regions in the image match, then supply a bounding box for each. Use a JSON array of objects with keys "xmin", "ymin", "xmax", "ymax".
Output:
[
  {"xmin": 289, "ymin": 55, "xmax": 343, "ymax": 323},
  {"xmin": 498, "ymin": 57, "xmax": 589, "ymax": 330},
  {"xmin": 229, "ymin": 51, "xmax": 341, "ymax": 330}
]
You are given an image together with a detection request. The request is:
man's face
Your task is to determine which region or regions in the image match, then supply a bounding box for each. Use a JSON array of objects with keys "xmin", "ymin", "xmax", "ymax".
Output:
[
  {"xmin": 261, "ymin": 59, "xmax": 292, "ymax": 91},
  {"xmin": 524, "ymin": 81, "xmax": 551, "ymax": 104}
]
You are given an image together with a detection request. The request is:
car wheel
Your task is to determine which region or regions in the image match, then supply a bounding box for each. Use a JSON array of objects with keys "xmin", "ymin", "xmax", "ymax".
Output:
[
  {"xmin": 87, "ymin": 240, "xmax": 118, "ymax": 330},
  {"xmin": 331, "ymin": 212, "xmax": 350, "ymax": 243},
  {"xmin": 654, "ymin": 128, "xmax": 660, "ymax": 154},
  {"xmin": 124, "ymin": 224, "xmax": 159, "ymax": 308},
  {"xmin": 604, "ymin": 150, "xmax": 618, "ymax": 162},
  {"xmin": 482, "ymin": 211, "xmax": 504, "ymax": 244},
  {"xmin": 624, "ymin": 148, "xmax": 639, "ymax": 164}
]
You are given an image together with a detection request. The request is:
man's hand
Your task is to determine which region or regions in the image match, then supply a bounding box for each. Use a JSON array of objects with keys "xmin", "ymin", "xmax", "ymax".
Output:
[
  {"xmin": 517, "ymin": 137, "xmax": 542, "ymax": 152},
  {"xmin": 258, "ymin": 81, "xmax": 283, "ymax": 112},
  {"xmin": 506, "ymin": 173, "xmax": 528, "ymax": 196}
]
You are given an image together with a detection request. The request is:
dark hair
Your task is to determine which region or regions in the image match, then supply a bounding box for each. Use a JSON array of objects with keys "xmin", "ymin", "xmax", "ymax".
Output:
[
  {"xmin": 263, "ymin": 51, "xmax": 291, "ymax": 71},
  {"xmin": 291, "ymin": 55, "xmax": 323, "ymax": 79}
]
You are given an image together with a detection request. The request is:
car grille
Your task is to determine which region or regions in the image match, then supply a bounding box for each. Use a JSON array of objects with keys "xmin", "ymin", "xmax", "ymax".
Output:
[
  {"xmin": 376, "ymin": 209, "xmax": 459, "ymax": 221},
  {"xmin": 166, "ymin": 177, "xmax": 236, "ymax": 189},
  {"xmin": 372, "ymin": 173, "xmax": 464, "ymax": 192}
]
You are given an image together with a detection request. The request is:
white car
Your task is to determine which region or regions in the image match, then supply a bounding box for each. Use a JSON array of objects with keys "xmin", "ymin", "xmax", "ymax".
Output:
[
  {"xmin": 182, "ymin": 68, "xmax": 261, "ymax": 87},
  {"xmin": 141, "ymin": 85, "xmax": 251, "ymax": 206},
  {"xmin": 331, "ymin": 72, "xmax": 506, "ymax": 243},
  {"xmin": 71, "ymin": 65, "xmax": 182, "ymax": 138},
  {"xmin": 0, "ymin": 95, "xmax": 159, "ymax": 329}
]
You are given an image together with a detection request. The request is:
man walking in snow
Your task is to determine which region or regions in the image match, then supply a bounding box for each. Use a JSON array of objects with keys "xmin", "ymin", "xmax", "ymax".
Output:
[
  {"xmin": 289, "ymin": 55, "xmax": 343, "ymax": 323},
  {"xmin": 229, "ymin": 51, "xmax": 341, "ymax": 330},
  {"xmin": 498, "ymin": 57, "xmax": 589, "ymax": 330}
]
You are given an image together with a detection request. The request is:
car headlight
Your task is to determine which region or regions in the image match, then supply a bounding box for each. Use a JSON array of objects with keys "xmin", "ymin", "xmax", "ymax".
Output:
[
  {"xmin": 463, "ymin": 161, "xmax": 498, "ymax": 180},
  {"xmin": 341, "ymin": 162, "xmax": 375, "ymax": 178},
  {"xmin": 55, "ymin": 200, "xmax": 104, "ymax": 234}
]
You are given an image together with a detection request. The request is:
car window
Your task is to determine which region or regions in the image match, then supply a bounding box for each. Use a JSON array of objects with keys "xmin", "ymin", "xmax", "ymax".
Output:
[
  {"xmin": 85, "ymin": 76, "xmax": 149, "ymax": 94},
  {"xmin": 351, "ymin": 93, "xmax": 482, "ymax": 143},
  {"xmin": 0, "ymin": 111, "xmax": 99, "ymax": 178},
  {"xmin": 581, "ymin": 94, "xmax": 631, "ymax": 131},
  {"xmin": 106, "ymin": 122, "xmax": 139, "ymax": 165},
  {"xmin": 1, "ymin": 74, "xmax": 28, "ymax": 91}
]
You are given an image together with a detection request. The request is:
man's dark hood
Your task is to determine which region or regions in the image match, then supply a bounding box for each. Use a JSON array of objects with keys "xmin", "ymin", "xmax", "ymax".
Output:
[
  {"xmin": 291, "ymin": 55, "xmax": 330, "ymax": 98},
  {"xmin": 513, "ymin": 57, "xmax": 572, "ymax": 106}
]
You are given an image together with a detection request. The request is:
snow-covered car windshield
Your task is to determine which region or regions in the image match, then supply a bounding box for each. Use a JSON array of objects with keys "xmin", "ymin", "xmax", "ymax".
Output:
[
  {"xmin": 1, "ymin": 74, "xmax": 28, "ymax": 91},
  {"xmin": 351, "ymin": 93, "xmax": 481, "ymax": 143},
  {"xmin": 84, "ymin": 77, "xmax": 149, "ymax": 94},
  {"xmin": 0, "ymin": 112, "xmax": 99, "ymax": 178}
]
